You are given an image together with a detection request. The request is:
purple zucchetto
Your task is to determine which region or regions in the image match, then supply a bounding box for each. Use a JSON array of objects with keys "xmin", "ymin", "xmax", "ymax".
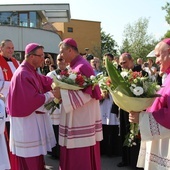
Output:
[
  {"xmin": 162, "ymin": 38, "xmax": 170, "ymax": 46},
  {"xmin": 25, "ymin": 43, "xmax": 44, "ymax": 54},
  {"xmin": 62, "ymin": 38, "xmax": 77, "ymax": 48},
  {"xmin": 121, "ymin": 52, "xmax": 131, "ymax": 58}
]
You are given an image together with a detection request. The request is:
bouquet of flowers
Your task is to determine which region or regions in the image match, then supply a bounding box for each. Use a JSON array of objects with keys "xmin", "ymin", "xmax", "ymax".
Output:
[
  {"xmin": 97, "ymin": 74, "xmax": 112, "ymax": 102},
  {"xmin": 45, "ymin": 70, "xmax": 102, "ymax": 114},
  {"xmin": 105, "ymin": 58, "xmax": 160, "ymax": 147}
]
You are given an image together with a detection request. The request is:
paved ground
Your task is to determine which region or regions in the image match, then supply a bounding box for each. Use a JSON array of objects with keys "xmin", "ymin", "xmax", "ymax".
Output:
[{"xmin": 44, "ymin": 154, "xmax": 134, "ymax": 170}]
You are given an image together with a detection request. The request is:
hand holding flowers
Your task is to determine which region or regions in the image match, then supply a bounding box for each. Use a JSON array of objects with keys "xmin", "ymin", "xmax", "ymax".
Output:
[
  {"xmin": 45, "ymin": 70, "xmax": 103, "ymax": 114},
  {"xmin": 129, "ymin": 111, "xmax": 139, "ymax": 124},
  {"xmin": 105, "ymin": 59, "xmax": 160, "ymax": 110},
  {"xmin": 45, "ymin": 88, "xmax": 61, "ymax": 115},
  {"xmin": 105, "ymin": 58, "xmax": 161, "ymax": 147}
]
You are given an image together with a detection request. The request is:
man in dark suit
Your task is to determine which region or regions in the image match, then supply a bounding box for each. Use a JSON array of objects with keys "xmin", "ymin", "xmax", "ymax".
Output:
[{"xmin": 117, "ymin": 53, "xmax": 147, "ymax": 169}]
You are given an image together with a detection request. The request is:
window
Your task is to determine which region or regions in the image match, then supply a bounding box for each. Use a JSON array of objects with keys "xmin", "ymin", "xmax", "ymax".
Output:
[
  {"xmin": 29, "ymin": 12, "xmax": 42, "ymax": 28},
  {"xmin": 19, "ymin": 13, "xmax": 28, "ymax": 27},
  {"xmin": 0, "ymin": 11, "xmax": 42, "ymax": 28},
  {"xmin": 67, "ymin": 27, "xmax": 73, "ymax": 32},
  {"xmin": 29, "ymin": 12, "xmax": 36, "ymax": 27},
  {"xmin": 0, "ymin": 12, "xmax": 11, "ymax": 25},
  {"xmin": 11, "ymin": 13, "xmax": 18, "ymax": 26}
]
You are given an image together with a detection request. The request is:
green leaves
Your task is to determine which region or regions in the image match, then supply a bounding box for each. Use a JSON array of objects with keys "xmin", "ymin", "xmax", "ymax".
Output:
[
  {"xmin": 44, "ymin": 101, "xmax": 60, "ymax": 115},
  {"xmin": 105, "ymin": 58, "xmax": 133, "ymax": 96}
]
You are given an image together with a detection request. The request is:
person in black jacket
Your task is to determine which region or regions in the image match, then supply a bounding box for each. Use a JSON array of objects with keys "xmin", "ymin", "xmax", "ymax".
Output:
[{"xmin": 117, "ymin": 53, "xmax": 147, "ymax": 169}]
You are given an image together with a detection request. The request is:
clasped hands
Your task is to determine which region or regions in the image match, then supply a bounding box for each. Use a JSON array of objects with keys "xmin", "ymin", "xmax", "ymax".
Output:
[
  {"xmin": 51, "ymin": 87, "xmax": 61, "ymax": 99},
  {"xmin": 129, "ymin": 111, "xmax": 140, "ymax": 123}
]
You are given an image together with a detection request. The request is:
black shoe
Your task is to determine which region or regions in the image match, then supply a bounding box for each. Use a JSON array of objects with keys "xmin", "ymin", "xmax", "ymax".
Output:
[{"xmin": 117, "ymin": 162, "xmax": 128, "ymax": 167}]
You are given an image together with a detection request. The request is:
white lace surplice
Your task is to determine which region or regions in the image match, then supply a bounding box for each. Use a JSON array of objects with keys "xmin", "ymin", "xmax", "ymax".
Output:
[
  {"xmin": 10, "ymin": 111, "xmax": 56, "ymax": 157},
  {"xmin": 0, "ymin": 99, "xmax": 10, "ymax": 170},
  {"xmin": 137, "ymin": 112, "xmax": 170, "ymax": 170}
]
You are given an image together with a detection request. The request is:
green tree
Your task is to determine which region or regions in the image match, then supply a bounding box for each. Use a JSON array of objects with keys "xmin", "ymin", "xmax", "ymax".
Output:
[
  {"xmin": 120, "ymin": 18, "xmax": 157, "ymax": 61},
  {"xmin": 101, "ymin": 29, "xmax": 118, "ymax": 56},
  {"xmin": 162, "ymin": 2, "xmax": 170, "ymax": 25},
  {"xmin": 162, "ymin": 2, "xmax": 170, "ymax": 38},
  {"xmin": 164, "ymin": 30, "xmax": 170, "ymax": 38},
  {"xmin": 121, "ymin": 38, "xmax": 131, "ymax": 53}
]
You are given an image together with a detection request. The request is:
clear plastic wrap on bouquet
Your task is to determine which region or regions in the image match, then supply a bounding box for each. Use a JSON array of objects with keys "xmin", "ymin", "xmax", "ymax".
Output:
[
  {"xmin": 51, "ymin": 76, "xmax": 83, "ymax": 90},
  {"xmin": 108, "ymin": 87, "xmax": 156, "ymax": 112},
  {"xmin": 45, "ymin": 76, "xmax": 83, "ymax": 115},
  {"xmin": 46, "ymin": 72, "xmax": 101, "ymax": 115}
]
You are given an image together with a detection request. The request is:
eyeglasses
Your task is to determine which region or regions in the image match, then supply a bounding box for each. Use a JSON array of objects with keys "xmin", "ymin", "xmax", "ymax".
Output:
[
  {"xmin": 33, "ymin": 54, "xmax": 44, "ymax": 58},
  {"xmin": 120, "ymin": 61, "xmax": 127, "ymax": 65},
  {"xmin": 58, "ymin": 58, "xmax": 63, "ymax": 61}
]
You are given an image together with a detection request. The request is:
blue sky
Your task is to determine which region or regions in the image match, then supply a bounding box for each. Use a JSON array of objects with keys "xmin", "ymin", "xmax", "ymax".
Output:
[{"xmin": 0, "ymin": 0, "xmax": 169, "ymax": 46}]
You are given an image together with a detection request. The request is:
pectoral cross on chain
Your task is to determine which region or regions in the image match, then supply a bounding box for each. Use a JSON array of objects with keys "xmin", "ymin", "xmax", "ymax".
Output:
[
  {"xmin": 2, "ymin": 68, "xmax": 8, "ymax": 80},
  {"xmin": 3, "ymin": 68, "xmax": 8, "ymax": 73}
]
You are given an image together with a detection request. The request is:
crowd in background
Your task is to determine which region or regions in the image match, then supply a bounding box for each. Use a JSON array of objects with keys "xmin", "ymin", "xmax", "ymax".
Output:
[
  {"xmin": 0, "ymin": 37, "xmax": 169, "ymax": 170},
  {"xmin": 39, "ymin": 50, "xmax": 163, "ymax": 88}
]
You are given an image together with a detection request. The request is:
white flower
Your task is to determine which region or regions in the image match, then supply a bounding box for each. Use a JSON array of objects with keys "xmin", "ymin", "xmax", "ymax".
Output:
[
  {"xmin": 130, "ymin": 84, "xmax": 136, "ymax": 92},
  {"xmin": 156, "ymin": 85, "xmax": 161, "ymax": 91},
  {"xmin": 90, "ymin": 75, "xmax": 95, "ymax": 80},
  {"xmin": 56, "ymin": 75, "xmax": 61, "ymax": 79},
  {"xmin": 128, "ymin": 139, "xmax": 132, "ymax": 142},
  {"xmin": 69, "ymin": 73, "xmax": 77, "ymax": 80},
  {"xmin": 132, "ymin": 142, "xmax": 137, "ymax": 146},
  {"xmin": 133, "ymin": 86, "xmax": 144, "ymax": 96},
  {"xmin": 120, "ymin": 71, "xmax": 128, "ymax": 78},
  {"xmin": 131, "ymin": 84, "xmax": 136, "ymax": 88}
]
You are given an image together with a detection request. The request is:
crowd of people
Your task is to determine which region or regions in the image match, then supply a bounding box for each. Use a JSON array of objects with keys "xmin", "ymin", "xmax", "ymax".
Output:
[{"xmin": 0, "ymin": 37, "xmax": 170, "ymax": 170}]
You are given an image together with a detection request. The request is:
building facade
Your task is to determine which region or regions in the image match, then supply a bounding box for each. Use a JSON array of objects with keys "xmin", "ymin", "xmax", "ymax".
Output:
[
  {"xmin": 0, "ymin": 4, "xmax": 101, "ymax": 60},
  {"xmin": 53, "ymin": 19, "xmax": 101, "ymax": 57},
  {"xmin": 0, "ymin": 3, "xmax": 71, "ymax": 61}
]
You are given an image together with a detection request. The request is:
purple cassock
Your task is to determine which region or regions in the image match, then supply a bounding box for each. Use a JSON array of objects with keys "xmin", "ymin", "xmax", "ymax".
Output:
[{"xmin": 7, "ymin": 60, "xmax": 52, "ymax": 117}]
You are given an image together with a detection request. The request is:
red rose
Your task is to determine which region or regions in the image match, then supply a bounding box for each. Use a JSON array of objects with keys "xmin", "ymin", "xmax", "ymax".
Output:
[
  {"xmin": 60, "ymin": 70, "xmax": 69, "ymax": 77},
  {"xmin": 75, "ymin": 74, "xmax": 85, "ymax": 86}
]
